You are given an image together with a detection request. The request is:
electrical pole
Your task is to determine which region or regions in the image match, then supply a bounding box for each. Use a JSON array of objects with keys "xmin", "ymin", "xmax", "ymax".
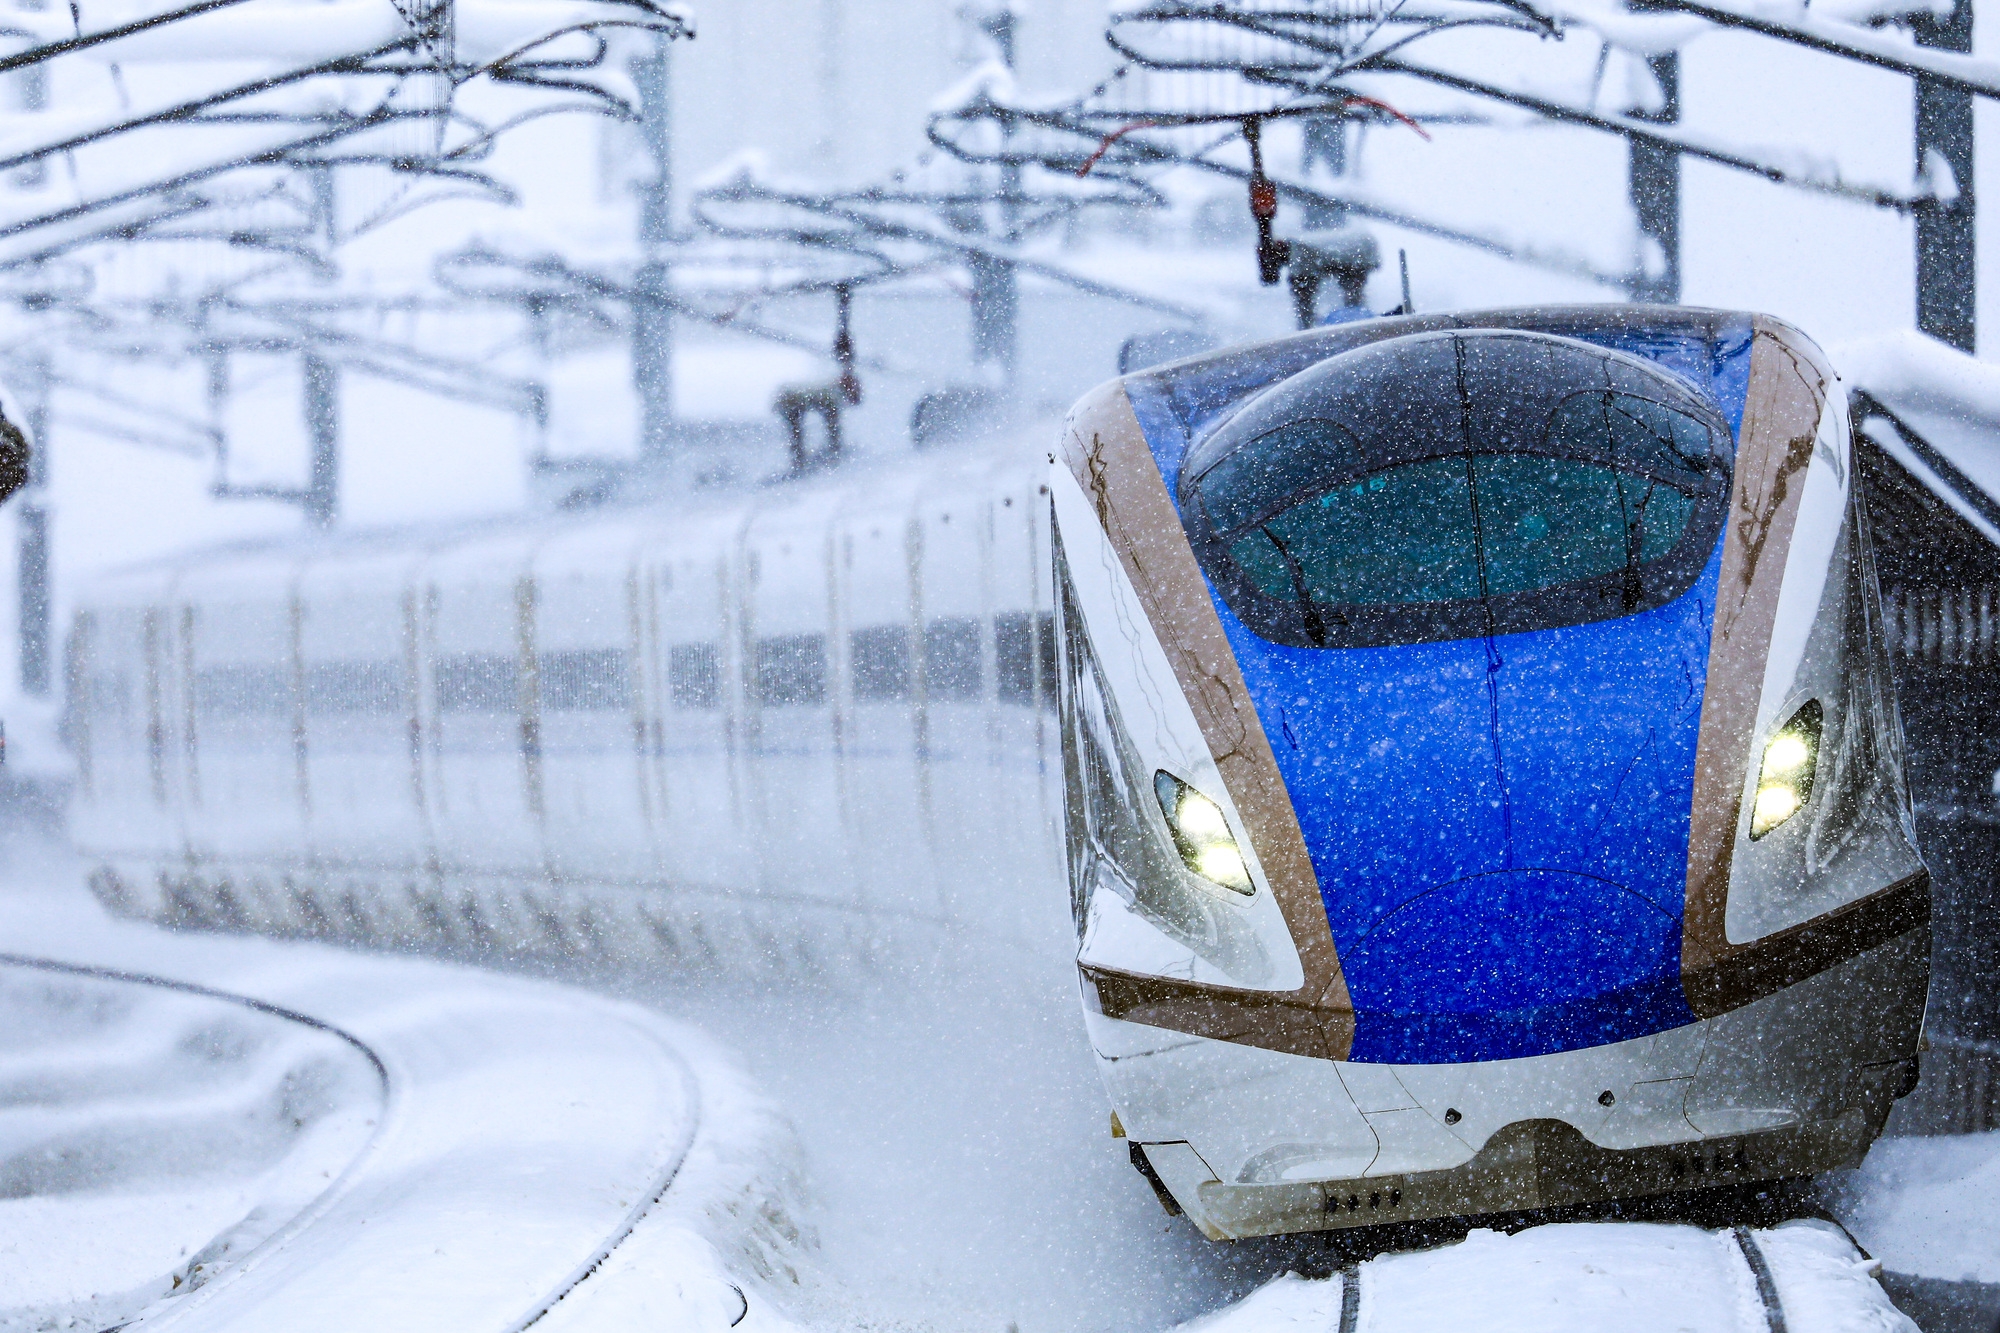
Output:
[
  {"xmin": 303, "ymin": 353, "xmax": 338, "ymax": 528},
  {"xmin": 1301, "ymin": 116, "xmax": 1347, "ymax": 230},
  {"xmin": 1629, "ymin": 52, "xmax": 1682, "ymax": 304},
  {"xmin": 16, "ymin": 352, "xmax": 48, "ymax": 696},
  {"xmin": 631, "ymin": 31, "xmax": 675, "ymax": 463},
  {"xmin": 969, "ymin": 5, "xmax": 1019, "ymax": 402},
  {"xmin": 1914, "ymin": 0, "xmax": 1975, "ymax": 352}
]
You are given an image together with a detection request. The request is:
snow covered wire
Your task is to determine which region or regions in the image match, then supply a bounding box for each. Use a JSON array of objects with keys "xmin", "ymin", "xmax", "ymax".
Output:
[
  {"xmin": 0, "ymin": 1, "xmax": 691, "ymax": 264},
  {"xmin": 1643, "ymin": 0, "xmax": 2000, "ymax": 99},
  {"xmin": 927, "ymin": 91, "xmax": 1641, "ymax": 290}
]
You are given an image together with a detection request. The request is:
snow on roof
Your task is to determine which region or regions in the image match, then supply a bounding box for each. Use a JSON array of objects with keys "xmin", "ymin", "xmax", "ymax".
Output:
[{"xmin": 1837, "ymin": 330, "xmax": 2000, "ymax": 550}]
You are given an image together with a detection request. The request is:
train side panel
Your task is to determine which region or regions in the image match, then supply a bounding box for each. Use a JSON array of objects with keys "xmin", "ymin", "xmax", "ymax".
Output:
[
  {"xmin": 67, "ymin": 451, "xmax": 1069, "ymax": 970},
  {"xmin": 423, "ymin": 534, "xmax": 544, "ymax": 881},
  {"xmin": 533, "ymin": 521, "xmax": 657, "ymax": 887},
  {"xmin": 296, "ymin": 548, "xmax": 431, "ymax": 880}
]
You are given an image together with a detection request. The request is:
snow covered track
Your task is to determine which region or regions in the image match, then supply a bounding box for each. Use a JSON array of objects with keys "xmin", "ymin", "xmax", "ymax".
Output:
[
  {"xmin": 0, "ymin": 882, "xmax": 799, "ymax": 1333},
  {"xmin": 1191, "ymin": 1221, "xmax": 1914, "ymax": 1333},
  {"xmin": 0, "ymin": 957, "xmax": 384, "ymax": 1329}
]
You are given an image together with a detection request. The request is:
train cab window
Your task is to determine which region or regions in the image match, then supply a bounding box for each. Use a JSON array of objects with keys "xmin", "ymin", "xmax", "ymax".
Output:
[
  {"xmin": 851, "ymin": 626, "xmax": 912, "ymax": 701},
  {"xmin": 1181, "ymin": 331, "xmax": 1731, "ymax": 649},
  {"xmin": 924, "ymin": 618, "xmax": 983, "ymax": 700},
  {"xmin": 669, "ymin": 643, "xmax": 720, "ymax": 710},
  {"xmin": 754, "ymin": 634, "xmax": 827, "ymax": 707},
  {"xmin": 1471, "ymin": 455, "xmax": 1695, "ymax": 596}
]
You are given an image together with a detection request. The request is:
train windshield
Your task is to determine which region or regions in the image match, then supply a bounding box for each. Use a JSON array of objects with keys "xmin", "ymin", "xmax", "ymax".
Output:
[{"xmin": 1181, "ymin": 333, "xmax": 1732, "ymax": 649}]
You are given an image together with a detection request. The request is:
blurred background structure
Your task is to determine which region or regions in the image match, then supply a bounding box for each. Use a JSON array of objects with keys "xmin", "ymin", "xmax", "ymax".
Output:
[{"xmin": 0, "ymin": 0, "xmax": 1994, "ymax": 807}]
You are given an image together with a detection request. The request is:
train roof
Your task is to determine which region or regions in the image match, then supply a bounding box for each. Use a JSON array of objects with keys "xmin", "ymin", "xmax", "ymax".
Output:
[
  {"xmin": 1840, "ymin": 330, "xmax": 2000, "ymax": 555},
  {"xmin": 75, "ymin": 434, "xmax": 1045, "ymax": 597}
]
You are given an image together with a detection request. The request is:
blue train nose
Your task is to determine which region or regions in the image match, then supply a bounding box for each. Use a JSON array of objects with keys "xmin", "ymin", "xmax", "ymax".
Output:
[
  {"xmin": 1163, "ymin": 328, "xmax": 1741, "ymax": 1062},
  {"xmin": 1340, "ymin": 869, "xmax": 1688, "ymax": 1062}
]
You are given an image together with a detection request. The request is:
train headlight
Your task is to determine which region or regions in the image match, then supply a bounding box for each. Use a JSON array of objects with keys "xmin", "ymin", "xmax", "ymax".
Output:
[
  {"xmin": 1750, "ymin": 700, "xmax": 1823, "ymax": 839},
  {"xmin": 1155, "ymin": 771, "xmax": 1254, "ymax": 895}
]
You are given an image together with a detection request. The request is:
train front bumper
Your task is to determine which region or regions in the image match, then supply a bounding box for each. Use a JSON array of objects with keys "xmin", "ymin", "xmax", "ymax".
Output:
[{"xmin": 1090, "ymin": 926, "xmax": 1926, "ymax": 1240}]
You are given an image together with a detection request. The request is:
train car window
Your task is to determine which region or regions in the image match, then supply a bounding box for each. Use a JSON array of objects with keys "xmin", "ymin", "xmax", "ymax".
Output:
[
  {"xmin": 436, "ymin": 653, "xmax": 518, "ymax": 714},
  {"xmin": 995, "ymin": 611, "xmax": 1059, "ymax": 709},
  {"xmin": 540, "ymin": 648, "xmax": 631, "ymax": 712},
  {"xmin": 305, "ymin": 661, "xmax": 403, "ymax": 715},
  {"xmin": 924, "ymin": 618, "xmax": 983, "ymax": 700},
  {"xmin": 1181, "ymin": 331, "xmax": 1731, "ymax": 649},
  {"xmin": 996, "ymin": 613, "xmax": 1036, "ymax": 703},
  {"xmin": 1474, "ymin": 456, "xmax": 1695, "ymax": 596},
  {"xmin": 754, "ymin": 634, "xmax": 827, "ymax": 707},
  {"xmin": 851, "ymin": 626, "xmax": 912, "ymax": 701},
  {"xmin": 669, "ymin": 643, "xmax": 720, "ymax": 710},
  {"xmin": 193, "ymin": 664, "xmax": 289, "ymax": 718}
]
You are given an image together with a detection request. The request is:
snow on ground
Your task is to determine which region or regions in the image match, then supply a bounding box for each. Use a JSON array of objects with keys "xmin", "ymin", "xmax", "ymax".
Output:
[
  {"xmin": 0, "ymin": 820, "xmax": 1959, "ymax": 1333},
  {"xmin": 0, "ymin": 831, "xmax": 808, "ymax": 1333},
  {"xmin": 1829, "ymin": 1131, "xmax": 2000, "ymax": 1285},
  {"xmin": 0, "ymin": 964, "xmax": 381, "ymax": 1330},
  {"xmin": 1189, "ymin": 1220, "xmax": 1913, "ymax": 1333}
]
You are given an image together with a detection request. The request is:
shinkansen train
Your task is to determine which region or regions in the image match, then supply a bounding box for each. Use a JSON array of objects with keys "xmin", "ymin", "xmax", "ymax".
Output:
[
  {"xmin": 62, "ymin": 305, "xmax": 2000, "ymax": 1240},
  {"xmin": 68, "ymin": 451, "xmax": 1068, "ymax": 967},
  {"xmin": 1054, "ymin": 305, "xmax": 1946, "ymax": 1239}
]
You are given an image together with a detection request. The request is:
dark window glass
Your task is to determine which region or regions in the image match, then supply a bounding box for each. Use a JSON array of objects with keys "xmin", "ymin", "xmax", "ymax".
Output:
[
  {"xmin": 996, "ymin": 612, "xmax": 1036, "ymax": 703},
  {"xmin": 993, "ymin": 612, "xmax": 1056, "ymax": 710},
  {"xmin": 1187, "ymin": 383, "xmax": 1727, "ymax": 648},
  {"xmin": 754, "ymin": 634, "xmax": 826, "ymax": 707},
  {"xmin": 851, "ymin": 625, "xmax": 911, "ymax": 701},
  {"xmin": 669, "ymin": 643, "xmax": 720, "ymax": 710},
  {"xmin": 1227, "ymin": 455, "xmax": 1479, "ymax": 607},
  {"xmin": 924, "ymin": 618, "xmax": 983, "ymax": 700},
  {"xmin": 1195, "ymin": 418, "xmax": 1363, "ymax": 535},
  {"xmin": 305, "ymin": 661, "xmax": 403, "ymax": 716},
  {"xmin": 1475, "ymin": 456, "xmax": 1694, "ymax": 597},
  {"xmin": 540, "ymin": 648, "xmax": 630, "ymax": 712},
  {"xmin": 436, "ymin": 653, "xmax": 517, "ymax": 714},
  {"xmin": 1547, "ymin": 390, "xmax": 1719, "ymax": 476},
  {"xmin": 194, "ymin": 664, "xmax": 288, "ymax": 718},
  {"xmin": 1225, "ymin": 454, "xmax": 1697, "ymax": 610}
]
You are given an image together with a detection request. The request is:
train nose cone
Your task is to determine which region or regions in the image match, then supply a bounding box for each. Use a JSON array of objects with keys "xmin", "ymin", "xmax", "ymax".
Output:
[{"xmin": 1342, "ymin": 869, "xmax": 1688, "ymax": 1063}]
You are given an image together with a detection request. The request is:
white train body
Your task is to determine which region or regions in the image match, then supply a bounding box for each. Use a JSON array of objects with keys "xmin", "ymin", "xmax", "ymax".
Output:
[{"xmin": 67, "ymin": 449, "xmax": 1069, "ymax": 966}]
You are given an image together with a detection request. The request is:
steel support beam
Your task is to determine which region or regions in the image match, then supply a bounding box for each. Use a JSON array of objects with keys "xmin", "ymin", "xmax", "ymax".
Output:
[
  {"xmin": 631, "ymin": 32, "xmax": 675, "ymax": 462},
  {"xmin": 1630, "ymin": 53, "xmax": 1682, "ymax": 304},
  {"xmin": 16, "ymin": 502, "xmax": 47, "ymax": 696},
  {"xmin": 303, "ymin": 353, "xmax": 338, "ymax": 528},
  {"xmin": 1915, "ymin": 0, "xmax": 1976, "ymax": 352}
]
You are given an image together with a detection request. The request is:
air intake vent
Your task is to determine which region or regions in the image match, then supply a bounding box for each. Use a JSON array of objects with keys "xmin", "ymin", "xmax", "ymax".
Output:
[{"xmin": 1883, "ymin": 586, "xmax": 2000, "ymax": 666}]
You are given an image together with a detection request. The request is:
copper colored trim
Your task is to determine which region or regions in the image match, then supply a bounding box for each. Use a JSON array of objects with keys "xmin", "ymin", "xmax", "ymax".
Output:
[
  {"xmin": 1681, "ymin": 317, "xmax": 1859, "ymax": 1016},
  {"xmin": 1683, "ymin": 870, "xmax": 1929, "ymax": 1015},
  {"xmin": 1059, "ymin": 379, "xmax": 1355, "ymax": 1060},
  {"xmin": 1082, "ymin": 965, "xmax": 1343, "ymax": 1060}
]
